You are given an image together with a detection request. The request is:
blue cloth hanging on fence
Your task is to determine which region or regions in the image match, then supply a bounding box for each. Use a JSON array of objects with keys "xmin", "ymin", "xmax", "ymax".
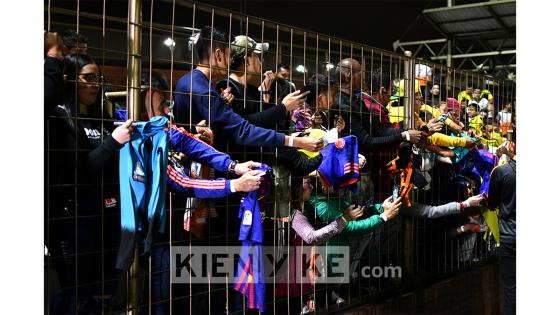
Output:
[{"xmin": 116, "ymin": 116, "xmax": 169, "ymax": 270}]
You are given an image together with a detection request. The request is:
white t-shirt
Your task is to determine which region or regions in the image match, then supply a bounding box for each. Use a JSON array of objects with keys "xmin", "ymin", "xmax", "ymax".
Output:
[
  {"xmin": 415, "ymin": 64, "xmax": 432, "ymax": 78},
  {"xmin": 497, "ymin": 111, "xmax": 512, "ymax": 125},
  {"xmin": 478, "ymin": 98, "xmax": 489, "ymax": 111}
]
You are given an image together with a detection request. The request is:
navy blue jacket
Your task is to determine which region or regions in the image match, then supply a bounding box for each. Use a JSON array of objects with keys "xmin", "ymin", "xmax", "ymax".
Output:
[{"xmin": 174, "ymin": 69, "xmax": 285, "ymax": 147}]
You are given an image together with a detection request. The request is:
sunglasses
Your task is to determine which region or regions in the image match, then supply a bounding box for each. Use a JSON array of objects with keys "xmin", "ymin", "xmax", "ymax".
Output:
[{"xmin": 79, "ymin": 72, "xmax": 103, "ymax": 84}]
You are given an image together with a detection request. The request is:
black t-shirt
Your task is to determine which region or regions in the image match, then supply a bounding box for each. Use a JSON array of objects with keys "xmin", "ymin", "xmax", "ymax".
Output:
[
  {"xmin": 214, "ymin": 78, "xmax": 289, "ymax": 163},
  {"xmin": 329, "ymin": 91, "xmax": 402, "ymax": 151},
  {"xmin": 216, "ymin": 78, "xmax": 266, "ymax": 118}
]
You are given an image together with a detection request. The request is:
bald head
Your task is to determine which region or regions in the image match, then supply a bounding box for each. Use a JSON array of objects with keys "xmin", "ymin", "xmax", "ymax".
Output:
[
  {"xmin": 339, "ymin": 58, "xmax": 360, "ymax": 70},
  {"xmin": 337, "ymin": 58, "xmax": 362, "ymax": 91}
]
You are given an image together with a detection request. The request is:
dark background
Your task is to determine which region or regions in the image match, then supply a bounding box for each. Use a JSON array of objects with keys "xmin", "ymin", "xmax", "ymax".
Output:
[
  {"xmin": 196, "ymin": 0, "xmax": 481, "ymax": 51},
  {"xmin": 48, "ymin": 0, "xmax": 514, "ymax": 81},
  {"xmin": 47, "ymin": 0, "xmax": 482, "ymax": 52}
]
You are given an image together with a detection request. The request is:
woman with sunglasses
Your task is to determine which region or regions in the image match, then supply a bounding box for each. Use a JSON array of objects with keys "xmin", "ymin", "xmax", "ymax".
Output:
[
  {"xmin": 50, "ymin": 53, "xmax": 133, "ymax": 163},
  {"xmin": 46, "ymin": 53, "xmax": 132, "ymax": 313}
]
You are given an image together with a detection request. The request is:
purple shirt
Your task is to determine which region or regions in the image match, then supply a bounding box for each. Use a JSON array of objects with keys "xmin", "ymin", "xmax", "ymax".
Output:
[{"xmin": 291, "ymin": 210, "xmax": 346, "ymax": 245}]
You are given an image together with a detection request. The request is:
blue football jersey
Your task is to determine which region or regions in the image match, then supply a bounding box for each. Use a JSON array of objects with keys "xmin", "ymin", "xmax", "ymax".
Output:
[{"xmin": 318, "ymin": 135, "xmax": 360, "ymax": 193}]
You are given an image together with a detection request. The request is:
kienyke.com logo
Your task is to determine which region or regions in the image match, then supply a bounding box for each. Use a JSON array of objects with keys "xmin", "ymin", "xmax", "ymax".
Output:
[{"xmin": 171, "ymin": 246, "xmax": 401, "ymax": 284}]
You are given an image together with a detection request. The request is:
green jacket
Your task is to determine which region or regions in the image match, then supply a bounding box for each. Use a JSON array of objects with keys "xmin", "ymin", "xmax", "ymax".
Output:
[{"xmin": 307, "ymin": 194, "xmax": 384, "ymax": 241}]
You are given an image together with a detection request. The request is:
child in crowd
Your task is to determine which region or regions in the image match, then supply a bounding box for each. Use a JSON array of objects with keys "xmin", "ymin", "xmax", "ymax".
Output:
[{"xmin": 467, "ymin": 101, "xmax": 483, "ymax": 133}]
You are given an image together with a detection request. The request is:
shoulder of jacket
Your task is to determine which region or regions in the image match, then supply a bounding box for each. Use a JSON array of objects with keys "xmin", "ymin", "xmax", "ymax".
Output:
[
  {"xmin": 53, "ymin": 104, "xmax": 71, "ymax": 117},
  {"xmin": 490, "ymin": 163, "xmax": 505, "ymax": 178}
]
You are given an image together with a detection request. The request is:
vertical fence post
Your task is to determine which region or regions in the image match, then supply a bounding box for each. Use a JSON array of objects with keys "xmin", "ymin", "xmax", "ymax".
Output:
[
  {"xmin": 127, "ymin": 247, "xmax": 141, "ymax": 314},
  {"xmin": 127, "ymin": 0, "xmax": 141, "ymax": 313},
  {"xmin": 402, "ymin": 50, "xmax": 415, "ymax": 280},
  {"xmin": 447, "ymin": 0, "xmax": 454, "ymax": 67},
  {"xmin": 127, "ymin": 0, "xmax": 142, "ymax": 121},
  {"xmin": 403, "ymin": 50, "xmax": 414, "ymax": 129}
]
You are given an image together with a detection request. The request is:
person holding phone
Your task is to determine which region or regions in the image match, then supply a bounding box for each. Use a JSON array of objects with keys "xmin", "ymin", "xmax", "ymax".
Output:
[
  {"xmin": 215, "ymin": 35, "xmax": 310, "ymax": 130},
  {"xmin": 276, "ymin": 176, "xmax": 363, "ymax": 314},
  {"xmin": 291, "ymin": 177, "xmax": 365, "ymax": 245},
  {"xmin": 308, "ymin": 174, "xmax": 402, "ymax": 239},
  {"xmin": 400, "ymin": 194, "xmax": 485, "ymax": 219},
  {"xmin": 331, "ymin": 58, "xmax": 424, "ymax": 153},
  {"xmin": 173, "ymin": 27, "xmax": 322, "ymax": 154}
]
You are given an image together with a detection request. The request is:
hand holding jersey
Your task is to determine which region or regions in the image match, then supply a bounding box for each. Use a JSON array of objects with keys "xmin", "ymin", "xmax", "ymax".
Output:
[
  {"xmin": 231, "ymin": 170, "xmax": 267, "ymax": 193},
  {"xmin": 234, "ymin": 161, "xmax": 262, "ymax": 175},
  {"xmin": 112, "ymin": 119, "xmax": 134, "ymax": 144}
]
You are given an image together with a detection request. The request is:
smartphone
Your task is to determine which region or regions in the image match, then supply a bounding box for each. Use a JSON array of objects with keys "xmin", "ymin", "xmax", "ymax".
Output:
[
  {"xmin": 437, "ymin": 113, "xmax": 449, "ymax": 123},
  {"xmin": 361, "ymin": 197, "xmax": 376, "ymax": 208},
  {"xmin": 299, "ymin": 85, "xmax": 314, "ymax": 96},
  {"xmin": 349, "ymin": 197, "xmax": 372, "ymax": 209},
  {"xmin": 392, "ymin": 184, "xmax": 399, "ymax": 202}
]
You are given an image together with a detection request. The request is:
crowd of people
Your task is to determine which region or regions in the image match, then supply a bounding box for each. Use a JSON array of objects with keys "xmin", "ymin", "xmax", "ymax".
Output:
[{"xmin": 44, "ymin": 26, "xmax": 516, "ymax": 315}]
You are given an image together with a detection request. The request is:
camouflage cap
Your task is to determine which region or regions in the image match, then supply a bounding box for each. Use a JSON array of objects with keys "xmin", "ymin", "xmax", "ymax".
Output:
[{"xmin": 230, "ymin": 35, "xmax": 269, "ymax": 64}]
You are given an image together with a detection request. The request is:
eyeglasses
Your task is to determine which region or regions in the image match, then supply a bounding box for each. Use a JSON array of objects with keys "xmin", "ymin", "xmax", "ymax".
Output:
[{"xmin": 79, "ymin": 73, "xmax": 103, "ymax": 84}]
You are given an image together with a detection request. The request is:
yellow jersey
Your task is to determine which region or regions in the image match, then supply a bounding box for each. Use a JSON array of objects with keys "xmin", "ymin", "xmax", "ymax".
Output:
[
  {"xmin": 387, "ymin": 102, "xmax": 453, "ymax": 126},
  {"xmin": 457, "ymin": 90, "xmax": 472, "ymax": 104},
  {"xmin": 468, "ymin": 115, "xmax": 483, "ymax": 133}
]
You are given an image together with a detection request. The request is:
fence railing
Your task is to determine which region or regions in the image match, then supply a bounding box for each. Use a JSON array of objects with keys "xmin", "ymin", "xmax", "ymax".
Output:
[{"xmin": 45, "ymin": 0, "xmax": 514, "ymax": 314}]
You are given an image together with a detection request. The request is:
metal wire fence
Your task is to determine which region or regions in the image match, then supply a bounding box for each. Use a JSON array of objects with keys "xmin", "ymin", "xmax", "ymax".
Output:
[{"xmin": 44, "ymin": 0, "xmax": 515, "ymax": 314}]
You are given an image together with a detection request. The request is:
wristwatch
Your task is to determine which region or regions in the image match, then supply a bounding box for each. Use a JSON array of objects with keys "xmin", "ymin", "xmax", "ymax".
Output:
[{"xmin": 227, "ymin": 160, "xmax": 239, "ymax": 178}]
